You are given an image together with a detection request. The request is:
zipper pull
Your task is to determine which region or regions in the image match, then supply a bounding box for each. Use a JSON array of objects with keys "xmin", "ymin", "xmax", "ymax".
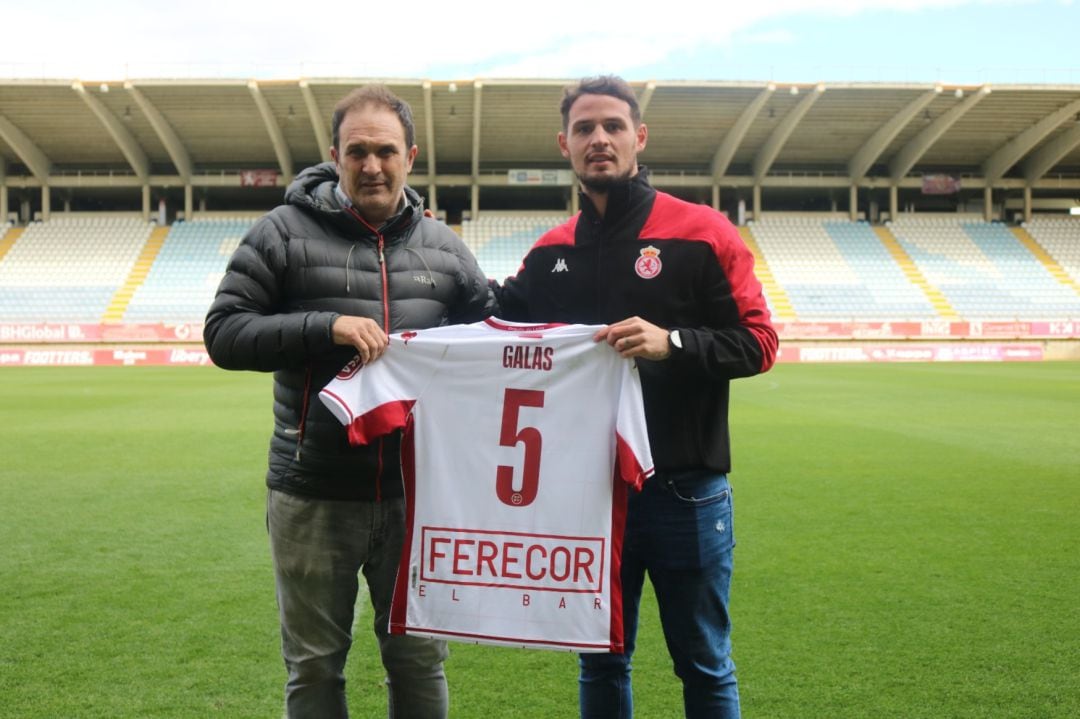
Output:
[{"xmin": 378, "ymin": 236, "xmax": 385, "ymax": 264}]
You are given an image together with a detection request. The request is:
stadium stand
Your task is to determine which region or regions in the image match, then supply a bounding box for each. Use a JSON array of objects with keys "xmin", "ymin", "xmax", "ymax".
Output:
[
  {"xmin": 0, "ymin": 216, "xmax": 153, "ymax": 322},
  {"xmin": 737, "ymin": 227, "xmax": 798, "ymax": 321},
  {"xmin": 121, "ymin": 218, "xmax": 254, "ymax": 323},
  {"xmin": 0, "ymin": 221, "xmax": 14, "ymax": 262},
  {"xmin": 462, "ymin": 214, "xmax": 567, "ymax": 282},
  {"xmin": 1, "ymin": 212, "xmax": 1077, "ymax": 326},
  {"xmin": 750, "ymin": 214, "xmax": 939, "ymax": 320},
  {"xmin": 1022, "ymin": 215, "xmax": 1080, "ymax": 287},
  {"xmin": 888, "ymin": 214, "xmax": 1080, "ymax": 320}
]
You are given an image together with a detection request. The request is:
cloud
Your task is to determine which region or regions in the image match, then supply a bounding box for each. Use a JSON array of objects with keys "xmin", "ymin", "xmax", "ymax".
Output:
[
  {"xmin": 0, "ymin": 0, "xmax": 1039, "ymax": 80},
  {"xmin": 739, "ymin": 29, "xmax": 797, "ymax": 46}
]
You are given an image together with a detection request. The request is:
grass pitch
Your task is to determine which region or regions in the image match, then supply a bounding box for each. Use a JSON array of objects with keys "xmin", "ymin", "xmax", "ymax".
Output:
[{"xmin": 0, "ymin": 362, "xmax": 1077, "ymax": 718}]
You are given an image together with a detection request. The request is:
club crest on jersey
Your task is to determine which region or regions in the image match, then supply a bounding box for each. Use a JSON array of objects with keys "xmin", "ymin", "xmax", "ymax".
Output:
[
  {"xmin": 337, "ymin": 354, "xmax": 363, "ymax": 380},
  {"xmin": 634, "ymin": 246, "xmax": 662, "ymax": 279}
]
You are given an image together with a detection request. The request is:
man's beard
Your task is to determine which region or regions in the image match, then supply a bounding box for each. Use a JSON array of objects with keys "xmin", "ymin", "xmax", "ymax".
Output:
[{"xmin": 578, "ymin": 169, "xmax": 635, "ymax": 194}]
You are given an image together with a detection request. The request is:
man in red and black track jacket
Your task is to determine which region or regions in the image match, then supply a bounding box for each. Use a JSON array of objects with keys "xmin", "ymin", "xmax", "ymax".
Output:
[
  {"xmin": 495, "ymin": 75, "xmax": 777, "ymax": 719},
  {"xmin": 498, "ymin": 168, "xmax": 776, "ymax": 475}
]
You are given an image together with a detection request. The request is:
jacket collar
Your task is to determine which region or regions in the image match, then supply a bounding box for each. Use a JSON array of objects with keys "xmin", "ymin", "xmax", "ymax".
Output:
[
  {"xmin": 285, "ymin": 161, "xmax": 422, "ymax": 238},
  {"xmin": 578, "ymin": 166, "xmax": 655, "ymax": 224}
]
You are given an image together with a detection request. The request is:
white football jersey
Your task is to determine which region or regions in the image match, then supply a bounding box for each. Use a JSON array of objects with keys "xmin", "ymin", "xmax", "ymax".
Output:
[{"xmin": 320, "ymin": 318, "xmax": 654, "ymax": 652}]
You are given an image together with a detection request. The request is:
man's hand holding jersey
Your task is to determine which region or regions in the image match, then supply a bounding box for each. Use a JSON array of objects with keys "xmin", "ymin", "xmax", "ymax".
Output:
[{"xmin": 595, "ymin": 316, "xmax": 673, "ymax": 361}]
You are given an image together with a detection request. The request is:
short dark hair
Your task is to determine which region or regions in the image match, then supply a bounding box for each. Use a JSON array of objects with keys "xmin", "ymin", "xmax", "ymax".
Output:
[
  {"xmin": 560, "ymin": 75, "xmax": 642, "ymax": 130},
  {"xmin": 331, "ymin": 85, "xmax": 416, "ymax": 152}
]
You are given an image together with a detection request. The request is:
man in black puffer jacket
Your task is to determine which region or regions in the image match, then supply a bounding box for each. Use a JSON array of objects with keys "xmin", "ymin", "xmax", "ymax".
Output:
[{"xmin": 205, "ymin": 85, "xmax": 492, "ymax": 719}]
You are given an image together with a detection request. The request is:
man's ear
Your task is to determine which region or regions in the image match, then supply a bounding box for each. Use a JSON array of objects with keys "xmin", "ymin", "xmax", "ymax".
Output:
[{"xmin": 557, "ymin": 132, "xmax": 570, "ymax": 159}]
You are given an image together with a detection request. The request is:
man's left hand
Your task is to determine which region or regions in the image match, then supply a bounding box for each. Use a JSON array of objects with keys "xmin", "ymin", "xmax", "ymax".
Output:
[{"xmin": 594, "ymin": 317, "xmax": 672, "ymax": 360}]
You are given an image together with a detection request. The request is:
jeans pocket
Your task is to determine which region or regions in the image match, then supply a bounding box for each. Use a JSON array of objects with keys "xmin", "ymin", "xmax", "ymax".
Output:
[
  {"xmin": 645, "ymin": 473, "xmax": 734, "ymax": 569},
  {"xmin": 664, "ymin": 476, "xmax": 730, "ymax": 507}
]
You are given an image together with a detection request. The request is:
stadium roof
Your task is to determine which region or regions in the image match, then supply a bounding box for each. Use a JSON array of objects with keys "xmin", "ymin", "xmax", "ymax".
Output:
[{"xmin": 1, "ymin": 78, "xmax": 1079, "ymax": 215}]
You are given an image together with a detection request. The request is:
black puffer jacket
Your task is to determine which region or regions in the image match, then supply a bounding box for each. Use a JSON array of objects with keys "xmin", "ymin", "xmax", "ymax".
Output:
[{"xmin": 205, "ymin": 163, "xmax": 493, "ymax": 500}]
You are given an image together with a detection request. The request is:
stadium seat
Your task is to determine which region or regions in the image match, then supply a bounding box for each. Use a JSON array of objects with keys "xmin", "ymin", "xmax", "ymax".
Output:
[
  {"xmin": 122, "ymin": 218, "xmax": 255, "ymax": 322},
  {"xmin": 462, "ymin": 214, "xmax": 568, "ymax": 281},
  {"xmin": 751, "ymin": 214, "xmax": 937, "ymax": 321},
  {"xmin": 889, "ymin": 214, "xmax": 1080, "ymax": 320},
  {"xmin": 0, "ymin": 216, "xmax": 152, "ymax": 321}
]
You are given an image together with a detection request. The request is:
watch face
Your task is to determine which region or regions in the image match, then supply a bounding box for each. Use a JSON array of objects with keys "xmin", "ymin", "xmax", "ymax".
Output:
[{"xmin": 670, "ymin": 330, "xmax": 682, "ymax": 349}]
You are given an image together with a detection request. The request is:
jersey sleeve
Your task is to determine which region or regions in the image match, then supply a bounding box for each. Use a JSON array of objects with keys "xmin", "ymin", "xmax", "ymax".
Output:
[
  {"xmin": 319, "ymin": 338, "xmax": 436, "ymax": 446},
  {"xmin": 614, "ymin": 362, "xmax": 655, "ymax": 490}
]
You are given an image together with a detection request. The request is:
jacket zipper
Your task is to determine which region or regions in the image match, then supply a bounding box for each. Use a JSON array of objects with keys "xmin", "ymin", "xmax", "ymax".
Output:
[
  {"xmin": 374, "ymin": 237, "xmax": 390, "ymax": 501},
  {"xmin": 295, "ymin": 366, "xmax": 313, "ymax": 461},
  {"xmin": 377, "ymin": 236, "xmax": 390, "ymax": 331},
  {"xmin": 593, "ymin": 216, "xmax": 605, "ymax": 321},
  {"xmin": 345, "ymin": 206, "xmax": 392, "ymax": 500}
]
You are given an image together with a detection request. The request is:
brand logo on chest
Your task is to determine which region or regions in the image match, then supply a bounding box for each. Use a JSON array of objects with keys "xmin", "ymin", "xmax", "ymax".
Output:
[{"xmin": 634, "ymin": 245, "xmax": 662, "ymax": 279}]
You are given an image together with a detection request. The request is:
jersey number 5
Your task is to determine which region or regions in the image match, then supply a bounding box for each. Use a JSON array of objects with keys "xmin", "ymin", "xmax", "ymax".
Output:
[{"xmin": 496, "ymin": 388, "xmax": 545, "ymax": 507}]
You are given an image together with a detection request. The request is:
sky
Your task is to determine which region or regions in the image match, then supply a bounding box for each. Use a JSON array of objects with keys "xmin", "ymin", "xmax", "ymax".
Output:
[{"xmin": 1, "ymin": 0, "xmax": 1077, "ymax": 85}]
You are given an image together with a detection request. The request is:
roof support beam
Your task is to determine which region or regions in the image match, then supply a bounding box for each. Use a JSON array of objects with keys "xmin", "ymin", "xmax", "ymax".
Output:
[
  {"xmin": 1022, "ymin": 123, "xmax": 1080, "ymax": 184},
  {"xmin": 638, "ymin": 81, "xmax": 657, "ymax": 119},
  {"xmin": 0, "ymin": 114, "xmax": 51, "ymax": 182},
  {"xmin": 422, "ymin": 81, "xmax": 437, "ymax": 178},
  {"xmin": 983, "ymin": 97, "xmax": 1080, "ymax": 184},
  {"xmin": 848, "ymin": 86, "xmax": 941, "ymax": 182},
  {"xmin": 890, "ymin": 85, "xmax": 991, "ymax": 182},
  {"xmin": 0, "ymin": 113, "xmax": 50, "ymax": 182},
  {"xmin": 422, "ymin": 81, "xmax": 438, "ymax": 211},
  {"xmin": 471, "ymin": 82, "xmax": 483, "ymax": 218},
  {"xmin": 753, "ymin": 84, "xmax": 825, "ymax": 183},
  {"xmin": 712, "ymin": 84, "xmax": 774, "ymax": 180},
  {"xmin": 248, "ymin": 81, "xmax": 294, "ymax": 183},
  {"xmin": 471, "ymin": 82, "xmax": 483, "ymax": 181},
  {"xmin": 125, "ymin": 82, "xmax": 193, "ymax": 182},
  {"xmin": 72, "ymin": 81, "xmax": 150, "ymax": 182},
  {"xmin": 299, "ymin": 80, "xmax": 330, "ymax": 161}
]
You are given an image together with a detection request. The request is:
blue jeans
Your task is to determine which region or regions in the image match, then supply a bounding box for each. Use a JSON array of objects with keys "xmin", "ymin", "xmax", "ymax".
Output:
[
  {"xmin": 267, "ymin": 489, "xmax": 449, "ymax": 718},
  {"xmin": 579, "ymin": 471, "xmax": 739, "ymax": 719}
]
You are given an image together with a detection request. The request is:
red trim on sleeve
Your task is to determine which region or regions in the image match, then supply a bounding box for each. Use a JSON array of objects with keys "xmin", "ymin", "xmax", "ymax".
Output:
[
  {"xmin": 346, "ymin": 399, "xmax": 416, "ymax": 446},
  {"xmin": 615, "ymin": 434, "xmax": 653, "ymax": 492}
]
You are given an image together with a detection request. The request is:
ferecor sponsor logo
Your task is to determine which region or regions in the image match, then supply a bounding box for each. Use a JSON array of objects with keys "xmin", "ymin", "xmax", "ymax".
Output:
[{"xmin": 421, "ymin": 527, "xmax": 605, "ymax": 594}]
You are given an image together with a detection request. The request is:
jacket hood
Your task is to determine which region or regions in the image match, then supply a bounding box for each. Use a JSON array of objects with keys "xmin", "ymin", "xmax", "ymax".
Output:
[
  {"xmin": 284, "ymin": 161, "xmax": 424, "ymax": 234},
  {"xmin": 284, "ymin": 161, "xmax": 341, "ymax": 213}
]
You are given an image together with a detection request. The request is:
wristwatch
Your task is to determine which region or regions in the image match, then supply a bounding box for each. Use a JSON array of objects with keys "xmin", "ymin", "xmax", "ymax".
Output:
[{"xmin": 668, "ymin": 329, "xmax": 683, "ymax": 352}]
